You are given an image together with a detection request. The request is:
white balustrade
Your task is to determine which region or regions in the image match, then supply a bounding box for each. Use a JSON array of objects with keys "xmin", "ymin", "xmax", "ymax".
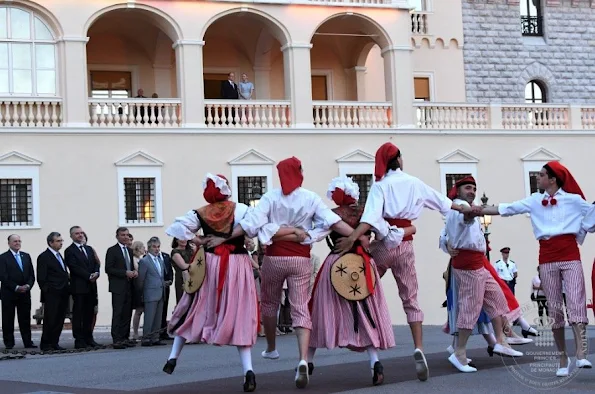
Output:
[
  {"xmin": 414, "ymin": 103, "xmax": 489, "ymax": 129},
  {"xmin": 313, "ymin": 102, "xmax": 391, "ymax": 128},
  {"xmin": 204, "ymin": 100, "xmax": 291, "ymax": 128},
  {"xmin": 581, "ymin": 107, "xmax": 595, "ymax": 129},
  {"xmin": 0, "ymin": 98, "xmax": 62, "ymax": 127},
  {"xmin": 411, "ymin": 12, "xmax": 429, "ymax": 34},
  {"xmin": 501, "ymin": 105, "xmax": 569, "ymax": 130},
  {"xmin": 88, "ymin": 99, "xmax": 181, "ymax": 128}
]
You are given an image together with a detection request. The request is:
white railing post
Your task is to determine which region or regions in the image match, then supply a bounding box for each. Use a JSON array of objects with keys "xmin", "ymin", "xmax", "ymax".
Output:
[
  {"xmin": 569, "ymin": 104, "xmax": 582, "ymax": 130},
  {"xmin": 489, "ymin": 103, "xmax": 502, "ymax": 129}
]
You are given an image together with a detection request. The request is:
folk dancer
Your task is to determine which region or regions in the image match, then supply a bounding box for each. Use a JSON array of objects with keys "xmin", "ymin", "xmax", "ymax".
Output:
[
  {"xmin": 579, "ymin": 202, "xmax": 595, "ymax": 319},
  {"xmin": 204, "ymin": 157, "xmax": 356, "ymax": 389},
  {"xmin": 479, "ymin": 161, "xmax": 593, "ymax": 376},
  {"xmin": 440, "ymin": 176, "xmax": 523, "ymax": 372},
  {"xmin": 334, "ymin": 142, "xmax": 473, "ymax": 381},
  {"xmin": 162, "ymin": 174, "xmax": 259, "ymax": 392},
  {"xmin": 309, "ymin": 176, "xmax": 415, "ymax": 385}
]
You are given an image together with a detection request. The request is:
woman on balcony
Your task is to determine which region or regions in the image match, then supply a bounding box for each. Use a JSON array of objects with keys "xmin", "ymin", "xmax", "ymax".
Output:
[{"xmin": 239, "ymin": 73, "xmax": 254, "ymax": 100}]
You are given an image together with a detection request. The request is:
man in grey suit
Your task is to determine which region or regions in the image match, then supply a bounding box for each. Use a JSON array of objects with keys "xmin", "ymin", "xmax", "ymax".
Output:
[{"xmin": 137, "ymin": 237, "xmax": 170, "ymax": 346}]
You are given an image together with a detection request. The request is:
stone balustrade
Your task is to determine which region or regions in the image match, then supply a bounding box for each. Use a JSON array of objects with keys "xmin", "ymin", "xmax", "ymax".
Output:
[
  {"xmin": 411, "ymin": 12, "xmax": 429, "ymax": 34},
  {"xmin": 204, "ymin": 100, "xmax": 291, "ymax": 128},
  {"xmin": 88, "ymin": 99, "xmax": 181, "ymax": 128},
  {"xmin": 0, "ymin": 98, "xmax": 62, "ymax": 127},
  {"xmin": 313, "ymin": 101, "xmax": 392, "ymax": 128}
]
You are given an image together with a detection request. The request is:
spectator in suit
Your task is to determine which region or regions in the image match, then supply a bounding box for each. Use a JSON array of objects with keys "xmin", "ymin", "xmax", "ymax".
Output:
[
  {"xmin": 105, "ymin": 227, "xmax": 137, "ymax": 349},
  {"xmin": 81, "ymin": 232, "xmax": 101, "ymax": 331},
  {"xmin": 65, "ymin": 226, "xmax": 100, "ymax": 349},
  {"xmin": 220, "ymin": 72, "xmax": 239, "ymax": 99},
  {"xmin": 37, "ymin": 232, "xmax": 69, "ymax": 351},
  {"xmin": 137, "ymin": 237, "xmax": 169, "ymax": 346},
  {"xmin": 159, "ymin": 247, "xmax": 174, "ymax": 341},
  {"xmin": 0, "ymin": 234, "xmax": 36, "ymax": 349}
]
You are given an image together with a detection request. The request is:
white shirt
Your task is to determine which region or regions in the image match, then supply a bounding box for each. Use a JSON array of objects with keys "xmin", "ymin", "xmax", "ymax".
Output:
[
  {"xmin": 493, "ymin": 259, "xmax": 517, "ymax": 281},
  {"xmin": 167, "ymin": 203, "xmax": 250, "ymax": 241},
  {"xmin": 531, "ymin": 275, "xmax": 545, "ymax": 297},
  {"xmin": 361, "ymin": 169, "xmax": 452, "ymax": 248},
  {"xmin": 240, "ymin": 188, "xmax": 341, "ymax": 246},
  {"xmin": 49, "ymin": 248, "xmax": 66, "ymax": 271},
  {"xmin": 438, "ymin": 199, "xmax": 486, "ymax": 254},
  {"xmin": 580, "ymin": 204, "xmax": 595, "ymax": 243},
  {"xmin": 498, "ymin": 189, "xmax": 592, "ymax": 242}
]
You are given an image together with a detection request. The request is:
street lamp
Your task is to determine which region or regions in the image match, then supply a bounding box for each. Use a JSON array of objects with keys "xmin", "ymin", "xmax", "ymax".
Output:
[{"xmin": 479, "ymin": 192, "xmax": 492, "ymax": 261}]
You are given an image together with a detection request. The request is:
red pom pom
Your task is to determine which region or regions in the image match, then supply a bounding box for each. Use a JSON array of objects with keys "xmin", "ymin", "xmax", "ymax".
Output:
[
  {"xmin": 550, "ymin": 198, "xmax": 557, "ymax": 206},
  {"xmin": 542, "ymin": 199, "xmax": 548, "ymax": 206}
]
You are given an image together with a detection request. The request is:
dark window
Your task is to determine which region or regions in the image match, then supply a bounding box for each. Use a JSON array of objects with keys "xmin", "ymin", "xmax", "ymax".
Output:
[
  {"xmin": 445, "ymin": 173, "xmax": 472, "ymax": 194},
  {"xmin": 124, "ymin": 178, "xmax": 155, "ymax": 223},
  {"xmin": 529, "ymin": 171, "xmax": 544, "ymax": 194},
  {"xmin": 237, "ymin": 176, "xmax": 267, "ymax": 206},
  {"xmin": 521, "ymin": 0, "xmax": 543, "ymax": 37},
  {"xmin": 0, "ymin": 179, "xmax": 32, "ymax": 226},
  {"xmin": 525, "ymin": 80, "xmax": 546, "ymax": 103},
  {"xmin": 347, "ymin": 174, "xmax": 372, "ymax": 205}
]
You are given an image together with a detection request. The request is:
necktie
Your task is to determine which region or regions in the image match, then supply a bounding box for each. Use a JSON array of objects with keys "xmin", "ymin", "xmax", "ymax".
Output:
[
  {"xmin": 79, "ymin": 245, "xmax": 88, "ymax": 259},
  {"xmin": 56, "ymin": 253, "xmax": 66, "ymax": 271},
  {"xmin": 155, "ymin": 256, "xmax": 163, "ymax": 277},
  {"xmin": 123, "ymin": 247, "xmax": 131, "ymax": 271},
  {"xmin": 14, "ymin": 253, "xmax": 23, "ymax": 271}
]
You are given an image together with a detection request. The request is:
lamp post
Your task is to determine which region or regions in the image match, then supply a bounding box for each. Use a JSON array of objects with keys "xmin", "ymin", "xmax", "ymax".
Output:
[{"xmin": 479, "ymin": 192, "xmax": 492, "ymax": 261}]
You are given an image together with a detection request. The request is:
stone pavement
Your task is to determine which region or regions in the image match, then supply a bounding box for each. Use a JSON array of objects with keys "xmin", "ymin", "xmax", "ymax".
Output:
[{"xmin": 0, "ymin": 326, "xmax": 593, "ymax": 393}]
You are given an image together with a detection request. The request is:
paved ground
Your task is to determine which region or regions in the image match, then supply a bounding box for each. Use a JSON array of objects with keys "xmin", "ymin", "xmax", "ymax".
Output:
[{"xmin": 0, "ymin": 325, "xmax": 593, "ymax": 393}]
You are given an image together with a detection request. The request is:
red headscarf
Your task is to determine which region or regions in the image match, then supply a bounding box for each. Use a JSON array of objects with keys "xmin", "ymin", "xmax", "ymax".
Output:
[
  {"xmin": 545, "ymin": 161, "xmax": 585, "ymax": 200},
  {"xmin": 331, "ymin": 187, "xmax": 357, "ymax": 206},
  {"xmin": 203, "ymin": 174, "xmax": 229, "ymax": 204},
  {"xmin": 447, "ymin": 176, "xmax": 476, "ymax": 200},
  {"xmin": 277, "ymin": 157, "xmax": 303, "ymax": 195},
  {"xmin": 374, "ymin": 142, "xmax": 400, "ymax": 181}
]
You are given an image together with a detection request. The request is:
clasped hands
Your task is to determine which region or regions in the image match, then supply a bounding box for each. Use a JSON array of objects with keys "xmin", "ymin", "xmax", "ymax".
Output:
[{"xmin": 16, "ymin": 284, "xmax": 30, "ymax": 293}]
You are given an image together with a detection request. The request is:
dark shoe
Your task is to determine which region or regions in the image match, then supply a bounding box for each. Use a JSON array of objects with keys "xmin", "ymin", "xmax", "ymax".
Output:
[
  {"xmin": 40, "ymin": 346, "xmax": 52, "ymax": 352},
  {"xmin": 243, "ymin": 370, "xmax": 256, "ymax": 392},
  {"xmin": 86, "ymin": 340, "xmax": 101, "ymax": 348},
  {"xmin": 125, "ymin": 340, "xmax": 137, "ymax": 347},
  {"xmin": 487, "ymin": 346, "xmax": 494, "ymax": 357},
  {"xmin": 152, "ymin": 341, "xmax": 166, "ymax": 346},
  {"xmin": 112, "ymin": 343, "xmax": 127, "ymax": 349},
  {"xmin": 4, "ymin": 345, "xmax": 14, "ymax": 350},
  {"xmin": 372, "ymin": 361, "xmax": 384, "ymax": 386},
  {"xmin": 24, "ymin": 342, "xmax": 37, "ymax": 349},
  {"xmin": 522, "ymin": 329, "xmax": 537, "ymax": 338},
  {"xmin": 141, "ymin": 341, "xmax": 153, "ymax": 347},
  {"xmin": 53, "ymin": 345, "xmax": 66, "ymax": 351},
  {"xmin": 160, "ymin": 335, "xmax": 174, "ymax": 341},
  {"xmin": 163, "ymin": 359, "xmax": 177, "ymax": 374},
  {"xmin": 75, "ymin": 341, "xmax": 89, "ymax": 349}
]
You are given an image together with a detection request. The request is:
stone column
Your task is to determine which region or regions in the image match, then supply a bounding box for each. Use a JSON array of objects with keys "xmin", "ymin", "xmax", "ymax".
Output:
[
  {"xmin": 381, "ymin": 45, "xmax": 416, "ymax": 128},
  {"xmin": 58, "ymin": 37, "xmax": 90, "ymax": 127},
  {"xmin": 253, "ymin": 66, "xmax": 271, "ymax": 100},
  {"xmin": 282, "ymin": 43, "xmax": 313, "ymax": 128},
  {"xmin": 352, "ymin": 66, "xmax": 368, "ymax": 101},
  {"xmin": 173, "ymin": 40, "xmax": 205, "ymax": 127},
  {"xmin": 152, "ymin": 64, "xmax": 173, "ymax": 97}
]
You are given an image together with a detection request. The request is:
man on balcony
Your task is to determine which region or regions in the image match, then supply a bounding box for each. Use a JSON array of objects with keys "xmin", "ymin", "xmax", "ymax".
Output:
[{"xmin": 220, "ymin": 72, "xmax": 239, "ymax": 125}]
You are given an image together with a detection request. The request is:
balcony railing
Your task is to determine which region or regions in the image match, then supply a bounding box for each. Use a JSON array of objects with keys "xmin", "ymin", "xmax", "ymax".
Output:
[
  {"xmin": 88, "ymin": 98, "xmax": 182, "ymax": 127},
  {"xmin": 0, "ymin": 98, "xmax": 62, "ymax": 127},
  {"xmin": 411, "ymin": 12, "xmax": 429, "ymax": 34},
  {"xmin": 521, "ymin": 15, "xmax": 543, "ymax": 37},
  {"xmin": 213, "ymin": 0, "xmax": 400, "ymax": 7},
  {"xmin": 313, "ymin": 101, "xmax": 392, "ymax": 128},
  {"xmin": 204, "ymin": 100, "xmax": 291, "ymax": 128}
]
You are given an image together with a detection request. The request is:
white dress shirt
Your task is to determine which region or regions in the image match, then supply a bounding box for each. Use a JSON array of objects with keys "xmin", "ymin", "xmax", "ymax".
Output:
[
  {"xmin": 240, "ymin": 188, "xmax": 341, "ymax": 246},
  {"xmin": 498, "ymin": 189, "xmax": 592, "ymax": 242},
  {"xmin": 581, "ymin": 203, "xmax": 595, "ymax": 239},
  {"xmin": 49, "ymin": 248, "xmax": 66, "ymax": 271},
  {"xmin": 167, "ymin": 203, "xmax": 250, "ymax": 241},
  {"xmin": 362, "ymin": 169, "xmax": 452, "ymax": 248},
  {"xmin": 438, "ymin": 199, "xmax": 486, "ymax": 254},
  {"xmin": 493, "ymin": 259, "xmax": 517, "ymax": 281}
]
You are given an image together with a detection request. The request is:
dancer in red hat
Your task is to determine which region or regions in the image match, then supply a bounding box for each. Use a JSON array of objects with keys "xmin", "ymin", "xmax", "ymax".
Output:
[
  {"xmin": 204, "ymin": 157, "xmax": 356, "ymax": 389},
  {"xmin": 162, "ymin": 173, "xmax": 259, "ymax": 392},
  {"xmin": 335, "ymin": 142, "xmax": 472, "ymax": 382},
  {"xmin": 479, "ymin": 161, "xmax": 592, "ymax": 376}
]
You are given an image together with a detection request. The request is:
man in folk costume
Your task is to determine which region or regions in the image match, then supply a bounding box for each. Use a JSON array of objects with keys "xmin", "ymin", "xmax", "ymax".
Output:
[
  {"xmin": 162, "ymin": 174, "xmax": 259, "ymax": 392},
  {"xmin": 439, "ymin": 176, "xmax": 523, "ymax": 372},
  {"xmin": 308, "ymin": 176, "xmax": 416, "ymax": 386},
  {"xmin": 204, "ymin": 157, "xmax": 356, "ymax": 389},
  {"xmin": 479, "ymin": 161, "xmax": 593, "ymax": 376},
  {"xmin": 335, "ymin": 142, "xmax": 473, "ymax": 381}
]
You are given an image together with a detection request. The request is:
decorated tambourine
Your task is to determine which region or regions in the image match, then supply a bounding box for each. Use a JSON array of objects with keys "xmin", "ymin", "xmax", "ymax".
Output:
[
  {"xmin": 183, "ymin": 246, "xmax": 206, "ymax": 294},
  {"xmin": 330, "ymin": 253, "xmax": 376, "ymax": 301}
]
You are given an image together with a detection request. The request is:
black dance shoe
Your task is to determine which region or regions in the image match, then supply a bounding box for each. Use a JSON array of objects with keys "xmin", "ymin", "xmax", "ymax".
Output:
[
  {"xmin": 487, "ymin": 346, "xmax": 494, "ymax": 357},
  {"xmin": 372, "ymin": 361, "xmax": 384, "ymax": 386},
  {"xmin": 163, "ymin": 359, "xmax": 177, "ymax": 374},
  {"xmin": 522, "ymin": 329, "xmax": 538, "ymax": 338},
  {"xmin": 243, "ymin": 370, "xmax": 256, "ymax": 392}
]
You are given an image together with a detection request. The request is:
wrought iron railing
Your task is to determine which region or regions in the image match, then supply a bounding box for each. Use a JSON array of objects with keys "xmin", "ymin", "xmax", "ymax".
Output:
[{"xmin": 521, "ymin": 15, "xmax": 543, "ymax": 37}]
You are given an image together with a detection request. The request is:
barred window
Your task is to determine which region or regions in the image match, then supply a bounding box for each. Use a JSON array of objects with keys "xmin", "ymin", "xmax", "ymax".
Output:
[
  {"xmin": 528, "ymin": 171, "xmax": 543, "ymax": 194},
  {"xmin": 123, "ymin": 177, "xmax": 155, "ymax": 223},
  {"xmin": 445, "ymin": 173, "xmax": 472, "ymax": 194},
  {"xmin": 0, "ymin": 179, "xmax": 32, "ymax": 226},
  {"xmin": 237, "ymin": 176, "xmax": 267, "ymax": 206},
  {"xmin": 347, "ymin": 174, "xmax": 372, "ymax": 205}
]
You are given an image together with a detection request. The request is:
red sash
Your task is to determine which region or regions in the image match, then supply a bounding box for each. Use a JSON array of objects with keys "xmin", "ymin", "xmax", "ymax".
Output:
[
  {"xmin": 266, "ymin": 241, "xmax": 310, "ymax": 258},
  {"xmin": 538, "ymin": 234, "xmax": 580, "ymax": 264},
  {"xmin": 214, "ymin": 244, "xmax": 235, "ymax": 313},
  {"xmin": 451, "ymin": 250, "xmax": 485, "ymax": 270},
  {"xmin": 386, "ymin": 218, "xmax": 413, "ymax": 241},
  {"xmin": 356, "ymin": 246, "xmax": 375, "ymax": 296}
]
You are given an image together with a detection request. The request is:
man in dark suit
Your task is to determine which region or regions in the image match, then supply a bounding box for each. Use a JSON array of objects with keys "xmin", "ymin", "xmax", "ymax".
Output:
[
  {"xmin": 105, "ymin": 227, "xmax": 137, "ymax": 349},
  {"xmin": 159, "ymin": 250, "xmax": 174, "ymax": 341},
  {"xmin": 220, "ymin": 72, "xmax": 239, "ymax": 99},
  {"xmin": 0, "ymin": 234, "xmax": 36, "ymax": 349},
  {"xmin": 65, "ymin": 226, "xmax": 100, "ymax": 349},
  {"xmin": 37, "ymin": 232, "xmax": 69, "ymax": 351}
]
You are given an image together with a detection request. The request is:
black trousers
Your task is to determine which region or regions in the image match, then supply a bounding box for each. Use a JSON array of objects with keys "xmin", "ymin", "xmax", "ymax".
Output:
[
  {"xmin": 41, "ymin": 289, "xmax": 69, "ymax": 349},
  {"xmin": 72, "ymin": 292, "xmax": 96, "ymax": 344},
  {"xmin": 160, "ymin": 287, "xmax": 170, "ymax": 337},
  {"xmin": 1, "ymin": 295, "xmax": 32, "ymax": 347},
  {"xmin": 111, "ymin": 289, "xmax": 133, "ymax": 343}
]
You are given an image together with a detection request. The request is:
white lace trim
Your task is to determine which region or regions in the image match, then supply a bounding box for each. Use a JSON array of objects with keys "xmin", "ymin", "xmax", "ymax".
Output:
[
  {"xmin": 326, "ymin": 175, "xmax": 360, "ymax": 202},
  {"xmin": 202, "ymin": 173, "xmax": 232, "ymax": 196}
]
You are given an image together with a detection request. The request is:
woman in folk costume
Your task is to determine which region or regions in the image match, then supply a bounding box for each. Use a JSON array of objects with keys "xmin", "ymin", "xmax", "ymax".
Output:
[
  {"xmin": 480, "ymin": 161, "xmax": 593, "ymax": 376},
  {"xmin": 308, "ymin": 176, "xmax": 414, "ymax": 386},
  {"xmin": 162, "ymin": 173, "xmax": 259, "ymax": 392}
]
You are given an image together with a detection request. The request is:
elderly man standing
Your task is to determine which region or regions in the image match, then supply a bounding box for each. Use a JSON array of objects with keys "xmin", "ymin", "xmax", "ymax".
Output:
[{"xmin": 137, "ymin": 237, "xmax": 169, "ymax": 346}]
